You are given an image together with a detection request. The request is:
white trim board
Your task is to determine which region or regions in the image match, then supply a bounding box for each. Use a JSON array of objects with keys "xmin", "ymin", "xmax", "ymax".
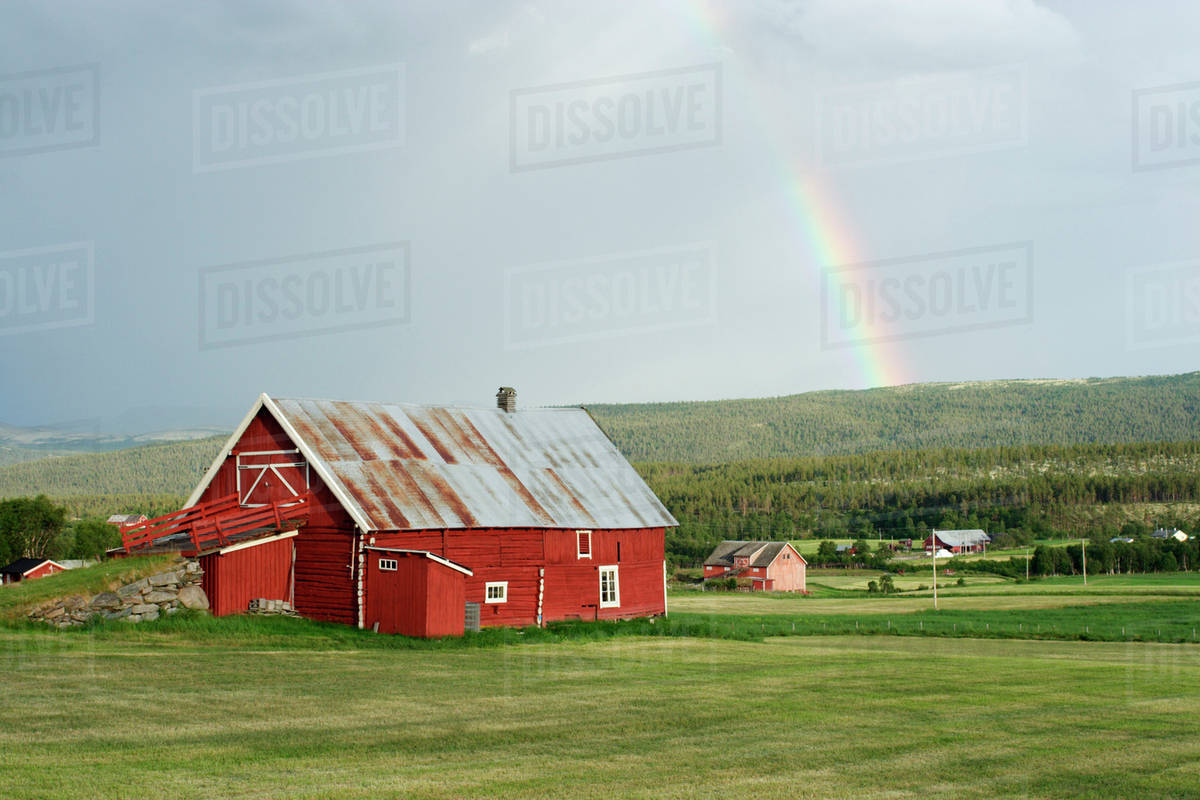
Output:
[
  {"xmin": 185, "ymin": 393, "xmax": 269, "ymax": 509},
  {"xmin": 204, "ymin": 530, "xmax": 299, "ymax": 557},
  {"xmin": 364, "ymin": 547, "xmax": 474, "ymax": 576},
  {"xmin": 21, "ymin": 559, "xmax": 66, "ymax": 577}
]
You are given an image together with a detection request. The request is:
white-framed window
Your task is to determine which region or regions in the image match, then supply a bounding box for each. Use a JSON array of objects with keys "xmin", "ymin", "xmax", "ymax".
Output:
[
  {"xmin": 379, "ymin": 558, "xmax": 398, "ymax": 571},
  {"xmin": 485, "ymin": 582, "xmax": 508, "ymax": 604},
  {"xmin": 599, "ymin": 565, "xmax": 620, "ymax": 608},
  {"xmin": 576, "ymin": 530, "xmax": 592, "ymax": 559}
]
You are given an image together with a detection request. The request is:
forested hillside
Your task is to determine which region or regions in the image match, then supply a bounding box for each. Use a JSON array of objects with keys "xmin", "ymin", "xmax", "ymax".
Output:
[
  {"xmin": 0, "ymin": 437, "xmax": 224, "ymax": 518},
  {"xmin": 645, "ymin": 440, "xmax": 1200, "ymax": 564},
  {"xmin": 2, "ymin": 373, "xmax": 1199, "ymax": 550},
  {"xmin": 589, "ymin": 373, "xmax": 1200, "ymax": 462}
]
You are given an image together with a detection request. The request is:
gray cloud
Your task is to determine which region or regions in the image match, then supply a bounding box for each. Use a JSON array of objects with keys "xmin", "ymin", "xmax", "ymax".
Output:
[{"xmin": 0, "ymin": 1, "xmax": 1196, "ymax": 431}]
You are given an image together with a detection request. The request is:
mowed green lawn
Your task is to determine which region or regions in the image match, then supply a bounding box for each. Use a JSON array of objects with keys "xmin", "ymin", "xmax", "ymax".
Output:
[
  {"xmin": 676, "ymin": 570, "xmax": 1200, "ymax": 615},
  {"xmin": 671, "ymin": 589, "xmax": 1173, "ymax": 616},
  {"xmin": 3, "ymin": 631, "xmax": 1200, "ymax": 799},
  {"xmin": 669, "ymin": 572, "xmax": 1200, "ymax": 642}
]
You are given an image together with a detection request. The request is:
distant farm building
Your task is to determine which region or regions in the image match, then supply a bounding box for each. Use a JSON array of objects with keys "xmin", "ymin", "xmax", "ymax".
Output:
[
  {"xmin": 924, "ymin": 529, "xmax": 990, "ymax": 554},
  {"xmin": 107, "ymin": 513, "xmax": 148, "ymax": 527},
  {"xmin": 116, "ymin": 389, "xmax": 677, "ymax": 637},
  {"xmin": 703, "ymin": 541, "xmax": 806, "ymax": 592},
  {"xmin": 1, "ymin": 558, "xmax": 66, "ymax": 585},
  {"xmin": 1152, "ymin": 528, "xmax": 1189, "ymax": 542}
]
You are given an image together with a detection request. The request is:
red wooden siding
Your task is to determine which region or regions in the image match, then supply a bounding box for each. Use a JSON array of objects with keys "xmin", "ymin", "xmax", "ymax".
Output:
[
  {"xmin": 293, "ymin": 528, "xmax": 356, "ymax": 625},
  {"xmin": 470, "ymin": 566, "xmax": 541, "ymax": 627},
  {"xmin": 364, "ymin": 551, "xmax": 466, "ymax": 638},
  {"xmin": 200, "ymin": 536, "xmax": 295, "ymax": 616},
  {"xmin": 603, "ymin": 560, "xmax": 664, "ymax": 618},
  {"xmin": 543, "ymin": 528, "xmax": 663, "ymax": 564},
  {"xmin": 367, "ymin": 527, "xmax": 665, "ymax": 628},
  {"xmin": 542, "ymin": 564, "xmax": 600, "ymax": 619},
  {"xmin": 197, "ymin": 519, "xmax": 665, "ymax": 630}
]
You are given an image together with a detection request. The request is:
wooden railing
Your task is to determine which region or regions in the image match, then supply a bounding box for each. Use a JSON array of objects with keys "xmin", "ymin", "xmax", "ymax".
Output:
[{"xmin": 120, "ymin": 493, "xmax": 313, "ymax": 554}]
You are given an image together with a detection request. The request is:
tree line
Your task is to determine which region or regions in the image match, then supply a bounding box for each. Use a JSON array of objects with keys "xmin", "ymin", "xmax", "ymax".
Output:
[
  {"xmin": 647, "ymin": 440, "xmax": 1200, "ymax": 565},
  {"xmin": 961, "ymin": 537, "xmax": 1200, "ymax": 578},
  {"xmin": 0, "ymin": 496, "xmax": 122, "ymax": 565}
]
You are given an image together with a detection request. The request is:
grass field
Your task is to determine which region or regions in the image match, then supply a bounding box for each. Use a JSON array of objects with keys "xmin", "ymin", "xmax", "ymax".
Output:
[
  {"xmin": 804, "ymin": 568, "xmax": 1009, "ymax": 592},
  {"xmin": 672, "ymin": 571, "xmax": 1200, "ymax": 642},
  {"xmin": 5, "ymin": 566, "xmax": 1200, "ymax": 797},
  {"xmin": 2, "ymin": 629, "xmax": 1199, "ymax": 799}
]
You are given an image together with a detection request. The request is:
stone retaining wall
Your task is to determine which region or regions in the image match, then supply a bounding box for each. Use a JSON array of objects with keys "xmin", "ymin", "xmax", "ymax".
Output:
[{"xmin": 30, "ymin": 560, "xmax": 210, "ymax": 628}]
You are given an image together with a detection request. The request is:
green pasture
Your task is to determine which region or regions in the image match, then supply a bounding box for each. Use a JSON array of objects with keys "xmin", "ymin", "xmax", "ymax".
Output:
[
  {"xmin": 805, "ymin": 568, "xmax": 1008, "ymax": 592},
  {"xmin": 3, "ymin": 629, "xmax": 1200, "ymax": 799},
  {"xmin": 5, "ymin": 560, "xmax": 1200, "ymax": 797}
]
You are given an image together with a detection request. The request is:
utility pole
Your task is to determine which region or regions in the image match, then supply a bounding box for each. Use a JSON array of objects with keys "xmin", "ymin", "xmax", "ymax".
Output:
[
  {"xmin": 1026, "ymin": 546, "xmax": 1030, "ymax": 581},
  {"xmin": 931, "ymin": 533, "xmax": 938, "ymax": 611},
  {"xmin": 1082, "ymin": 536, "xmax": 1087, "ymax": 586}
]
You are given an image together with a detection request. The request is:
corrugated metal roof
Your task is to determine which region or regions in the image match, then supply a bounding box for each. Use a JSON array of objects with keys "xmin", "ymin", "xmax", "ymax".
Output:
[
  {"xmin": 704, "ymin": 540, "xmax": 794, "ymax": 568},
  {"xmin": 932, "ymin": 529, "xmax": 990, "ymax": 547},
  {"xmin": 269, "ymin": 396, "xmax": 677, "ymax": 532}
]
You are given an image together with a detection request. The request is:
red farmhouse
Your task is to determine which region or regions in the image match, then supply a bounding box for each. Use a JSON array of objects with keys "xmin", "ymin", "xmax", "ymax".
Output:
[
  {"xmin": 122, "ymin": 389, "xmax": 677, "ymax": 637},
  {"xmin": 1, "ymin": 558, "xmax": 67, "ymax": 585},
  {"xmin": 702, "ymin": 541, "xmax": 806, "ymax": 592}
]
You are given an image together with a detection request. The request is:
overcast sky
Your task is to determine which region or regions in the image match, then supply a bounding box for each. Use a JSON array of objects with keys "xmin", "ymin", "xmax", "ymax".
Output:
[{"xmin": 1, "ymin": 0, "xmax": 1198, "ymax": 433}]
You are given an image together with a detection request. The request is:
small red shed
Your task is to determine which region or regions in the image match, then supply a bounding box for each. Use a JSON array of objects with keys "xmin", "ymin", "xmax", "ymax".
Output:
[
  {"xmin": 364, "ymin": 548, "xmax": 472, "ymax": 637},
  {"xmin": 702, "ymin": 541, "xmax": 807, "ymax": 592},
  {"xmin": 199, "ymin": 532, "xmax": 297, "ymax": 616},
  {"xmin": 1, "ymin": 558, "xmax": 67, "ymax": 585}
]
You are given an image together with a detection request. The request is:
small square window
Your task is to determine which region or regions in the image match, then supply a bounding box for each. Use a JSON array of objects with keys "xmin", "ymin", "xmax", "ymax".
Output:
[
  {"xmin": 485, "ymin": 582, "xmax": 508, "ymax": 603},
  {"xmin": 379, "ymin": 558, "xmax": 398, "ymax": 571},
  {"xmin": 576, "ymin": 530, "xmax": 592, "ymax": 559}
]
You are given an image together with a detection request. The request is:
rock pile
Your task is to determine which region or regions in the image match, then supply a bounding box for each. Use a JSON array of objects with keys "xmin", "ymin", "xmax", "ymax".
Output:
[{"xmin": 29, "ymin": 560, "xmax": 210, "ymax": 628}]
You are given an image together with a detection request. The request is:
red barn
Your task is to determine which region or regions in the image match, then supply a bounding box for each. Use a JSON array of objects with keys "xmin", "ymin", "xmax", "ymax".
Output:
[
  {"xmin": 124, "ymin": 389, "xmax": 677, "ymax": 637},
  {"xmin": 702, "ymin": 541, "xmax": 806, "ymax": 592},
  {"xmin": 1, "ymin": 558, "xmax": 67, "ymax": 584},
  {"xmin": 923, "ymin": 529, "xmax": 990, "ymax": 554}
]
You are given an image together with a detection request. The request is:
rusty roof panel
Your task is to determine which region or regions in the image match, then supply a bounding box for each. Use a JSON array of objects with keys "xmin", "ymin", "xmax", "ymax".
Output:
[{"xmin": 269, "ymin": 397, "xmax": 677, "ymax": 532}]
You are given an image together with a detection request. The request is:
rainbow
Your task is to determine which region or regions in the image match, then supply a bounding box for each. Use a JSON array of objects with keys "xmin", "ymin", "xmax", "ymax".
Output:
[
  {"xmin": 787, "ymin": 173, "xmax": 905, "ymax": 388},
  {"xmin": 677, "ymin": 0, "xmax": 907, "ymax": 389}
]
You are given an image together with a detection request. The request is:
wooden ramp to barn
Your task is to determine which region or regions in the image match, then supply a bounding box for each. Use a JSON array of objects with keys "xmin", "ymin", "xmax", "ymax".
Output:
[{"xmin": 118, "ymin": 492, "xmax": 313, "ymax": 557}]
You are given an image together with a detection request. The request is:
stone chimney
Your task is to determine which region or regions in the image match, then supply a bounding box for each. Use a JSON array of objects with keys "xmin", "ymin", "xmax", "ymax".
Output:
[{"xmin": 496, "ymin": 386, "xmax": 517, "ymax": 413}]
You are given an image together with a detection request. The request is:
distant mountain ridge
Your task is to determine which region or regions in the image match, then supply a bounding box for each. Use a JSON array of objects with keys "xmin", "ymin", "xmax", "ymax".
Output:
[
  {"xmin": 0, "ymin": 422, "xmax": 234, "ymax": 467},
  {"xmin": 587, "ymin": 373, "xmax": 1200, "ymax": 462},
  {"xmin": 0, "ymin": 372, "xmax": 1198, "ymax": 511}
]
